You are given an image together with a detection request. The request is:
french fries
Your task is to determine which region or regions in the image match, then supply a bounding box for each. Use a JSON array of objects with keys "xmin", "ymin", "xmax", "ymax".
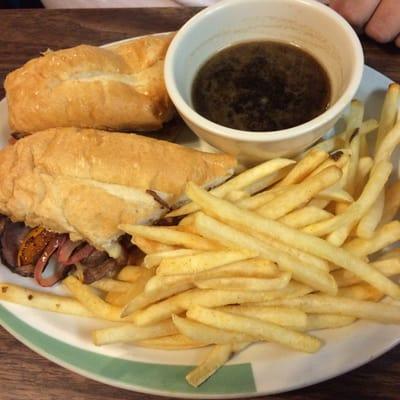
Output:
[
  {"xmin": 333, "ymin": 258, "xmax": 400, "ymax": 287},
  {"xmin": 374, "ymin": 122, "xmax": 400, "ymax": 167},
  {"xmin": 257, "ymin": 166, "xmax": 342, "ymax": 219},
  {"xmin": 91, "ymin": 278, "xmax": 136, "ymax": 293},
  {"xmin": 156, "ymin": 250, "xmax": 256, "ymax": 275},
  {"xmin": 194, "ymin": 258, "xmax": 278, "ymax": 280},
  {"xmin": 308, "ymin": 150, "xmax": 350, "ymax": 177},
  {"xmin": 277, "ymin": 206, "xmax": 333, "ymax": 228},
  {"xmin": 133, "ymin": 236, "xmax": 178, "ymax": 254},
  {"xmin": 236, "ymin": 186, "xmax": 286, "ymax": 210},
  {"xmin": 131, "ymin": 284, "xmax": 311, "ymax": 326},
  {"xmin": 93, "ymin": 320, "xmax": 178, "ymax": 345},
  {"xmin": 381, "ymin": 180, "xmax": 400, "ymax": 225},
  {"xmin": 194, "ymin": 273, "xmax": 291, "ymax": 292},
  {"xmin": 186, "ymin": 184, "xmax": 400, "ymax": 299},
  {"xmin": 120, "ymin": 225, "xmax": 220, "ymax": 251},
  {"xmin": 251, "ymin": 230, "xmax": 330, "ymax": 272},
  {"xmin": 344, "ymin": 221, "xmax": 400, "ymax": 257},
  {"xmin": 303, "ymin": 161, "xmax": 392, "ymax": 236},
  {"xmin": 315, "ymin": 187, "xmax": 353, "ymax": 203},
  {"xmin": 225, "ymin": 190, "xmax": 249, "ymax": 202},
  {"xmin": 63, "ymin": 276, "xmax": 127, "ymax": 321},
  {"xmin": 172, "ymin": 314, "xmax": 256, "ymax": 344},
  {"xmin": 193, "ymin": 213, "xmax": 337, "ymax": 295},
  {"xmin": 186, "ymin": 344, "xmax": 233, "ymax": 387},
  {"xmin": 356, "ymin": 190, "xmax": 385, "ymax": 239},
  {"xmin": 187, "ymin": 306, "xmax": 322, "ymax": 353},
  {"xmin": 337, "ymin": 283, "xmax": 384, "ymax": 302},
  {"xmin": 218, "ymin": 305, "xmax": 307, "ymax": 329},
  {"xmin": 326, "ymin": 225, "xmax": 354, "ymax": 247},
  {"xmin": 135, "ymin": 334, "xmax": 207, "ymax": 350},
  {"xmin": 376, "ymin": 83, "xmax": 400, "ymax": 150},
  {"xmin": 304, "ymin": 314, "xmax": 356, "ymax": 331},
  {"xmin": 1, "ymin": 84, "xmax": 399, "ymax": 389},
  {"xmin": 106, "ymin": 267, "xmax": 154, "ymax": 307},
  {"xmin": 243, "ymin": 165, "xmax": 294, "ymax": 195},
  {"xmin": 345, "ymin": 131, "xmax": 361, "ymax": 197},
  {"xmin": 275, "ymin": 149, "xmax": 329, "ymax": 187},
  {"xmin": 121, "ymin": 280, "xmax": 194, "ymax": 318},
  {"xmin": 343, "ymin": 100, "xmax": 365, "ymax": 145},
  {"xmin": 354, "ymin": 157, "xmax": 373, "ymax": 198},
  {"xmin": 261, "ymin": 294, "xmax": 400, "ymax": 324},
  {"xmin": 0, "ymin": 283, "xmax": 93, "ymax": 317},
  {"xmin": 312, "ymin": 119, "xmax": 377, "ymax": 153},
  {"xmin": 145, "ymin": 275, "xmax": 194, "ymax": 294},
  {"xmin": 117, "ymin": 266, "xmax": 143, "ymax": 282},
  {"xmin": 167, "ymin": 158, "xmax": 295, "ymax": 217},
  {"xmin": 143, "ymin": 249, "xmax": 201, "ymax": 269}
]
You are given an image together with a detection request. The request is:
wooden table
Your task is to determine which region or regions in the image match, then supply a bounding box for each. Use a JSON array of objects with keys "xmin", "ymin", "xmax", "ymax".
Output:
[{"xmin": 0, "ymin": 8, "xmax": 399, "ymax": 400}]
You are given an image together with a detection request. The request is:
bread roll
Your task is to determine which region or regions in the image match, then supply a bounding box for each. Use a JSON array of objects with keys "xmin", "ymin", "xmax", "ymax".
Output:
[
  {"xmin": 5, "ymin": 34, "xmax": 175, "ymax": 133},
  {"xmin": 0, "ymin": 127, "xmax": 236, "ymax": 257}
]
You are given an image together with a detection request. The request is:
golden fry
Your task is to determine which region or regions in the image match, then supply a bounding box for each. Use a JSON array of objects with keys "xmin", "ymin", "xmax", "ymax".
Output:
[
  {"xmin": 143, "ymin": 249, "xmax": 202, "ymax": 269},
  {"xmin": 93, "ymin": 320, "xmax": 178, "ymax": 345},
  {"xmin": 194, "ymin": 258, "xmax": 278, "ymax": 280},
  {"xmin": 261, "ymin": 294, "xmax": 400, "ymax": 323},
  {"xmin": 0, "ymin": 282, "xmax": 92, "ymax": 317},
  {"xmin": 186, "ymin": 183, "xmax": 400, "ymax": 299},
  {"xmin": 117, "ymin": 266, "xmax": 143, "ymax": 282},
  {"xmin": 194, "ymin": 273, "xmax": 291, "ymax": 292},
  {"xmin": 275, "ymin": 149, "xmax": 329, "ymax": 187},
  {"xmin": 194, "ymin": 213, "xmax": 337, "ymax": 294},
  {"xmin": 278, "ymin": 206, "xmax": 333, "ymax": 229},
  {"xmin": 218, "ymin": 305, "xmax": 307, "ymax": 329},
  {"xmin": 381, "ymin": 181, "xmax": 400, "ymax": 225},
  {"xmin": 257, "ymin": 166, "xmax": 342, "ymax": 219},
  {"xmin": 186, "ymin": 344, "xmax": 233, "ymax": 387},
  {"xmin": 187, "ymin": 306, "xmax": 322, "ymax": 353},
  {"xmin": 303, "ymin": 161, "xmax": 392, "ymax": 236},
  {"xmin": 172, "ymin": 314, "xmax": 255, "ymax": 344},
  {"xmin": 344, "ymin": 221, "xmax": 400, "ymax": 257},
  {"xmin": 120, "ymin": 225, "xmax": 220, "ymax": 251},
  {"xmin": 63, "ymin": 276, "xmax": 126, "ymax": 321},
  {"xmin": 91, "ymin": 278, "xmax": 136, "ymax": 293},
  {"xmin": 135, "ymin": 334, "xmax": 208, "ymax": 350},
  {"xmin": 376, "ymin": 82, "xmax": 400, "ymax": 150},
  {"xmin": 167, "ymin": 158, "xmax": 295, "ymax": 217},
  {"xmin": 157, "ymin": 250, "xmax": 256, "ymax": 276},
  {"xmin": 131, "ymin": 283, "xmax": 314, "ymax": 326},
  {"xmin": 304, "ymin": 314, "xmax": 356, "ymax": 331},
  {"xmin": 356, "ymin": 190, "xmax": 385, "ymax": 239}
]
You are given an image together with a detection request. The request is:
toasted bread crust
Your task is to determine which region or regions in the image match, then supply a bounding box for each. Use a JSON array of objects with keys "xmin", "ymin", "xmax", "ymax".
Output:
[
  {"xmin": 0, "ymin": 128, "xmax": 236, "ymax": 256},
  {"xmin": 5, "ymin": 34, "xmax": 175, "ymax": 133}
]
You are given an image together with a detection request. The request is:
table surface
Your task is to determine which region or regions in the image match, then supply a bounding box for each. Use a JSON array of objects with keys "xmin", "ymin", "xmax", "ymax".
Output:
[{"xmin": 0, "ymin": 7, "xmax": 399, "ymax": 400}]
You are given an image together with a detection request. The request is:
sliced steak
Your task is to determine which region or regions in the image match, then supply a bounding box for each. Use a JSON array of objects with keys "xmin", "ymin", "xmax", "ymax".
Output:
[
  {"xmin": 80, "ymin": 250, "xmax": 109, "ymax": 268},
  {"xmin": 83, "ymin": 258, "xmax": 121, "ymax": 284},
  {"xmin": 0, "ymin": 220, "xmax": 31, "ymax": 276}
]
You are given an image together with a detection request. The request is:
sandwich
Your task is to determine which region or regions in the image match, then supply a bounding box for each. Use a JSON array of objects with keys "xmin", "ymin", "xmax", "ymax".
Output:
[
  {"xmin": 5, "ymin": 33, "xmax": 175, "ymax": 134},
  {"xmin": 0, "ymin": 127, "xmax": 236, "ymax": 286}
]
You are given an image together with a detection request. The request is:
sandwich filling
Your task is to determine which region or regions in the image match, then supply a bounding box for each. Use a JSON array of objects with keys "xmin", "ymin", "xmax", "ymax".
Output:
[{"xmin": 0, "ymin": 215, "xmax": 140, "ymax": 287}]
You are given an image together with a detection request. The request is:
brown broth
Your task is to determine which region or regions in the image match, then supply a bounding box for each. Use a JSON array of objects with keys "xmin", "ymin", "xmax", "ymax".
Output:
[{"xmin": 192, "ymin": 41, "xmax": 331, "ymax": 132}]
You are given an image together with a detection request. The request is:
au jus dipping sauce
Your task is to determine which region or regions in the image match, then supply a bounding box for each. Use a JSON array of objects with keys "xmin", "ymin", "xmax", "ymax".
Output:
[{"xmin": 192, "ymin": 41, "xmax": 331, "ymax": 132}]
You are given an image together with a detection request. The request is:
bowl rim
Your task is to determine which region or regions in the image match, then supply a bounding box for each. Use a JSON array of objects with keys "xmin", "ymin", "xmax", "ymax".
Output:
[{"xmin": 164, "ymin": 0, "xmax": 364, "ymax": 143}]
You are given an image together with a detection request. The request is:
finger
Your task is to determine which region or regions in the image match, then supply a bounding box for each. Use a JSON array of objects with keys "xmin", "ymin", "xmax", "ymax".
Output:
[
  {"xmin": 329, "ymin": 0, "xmax": 381, "ymax": 28},
  {"xmin": 365, "ymin": 0, "xmax": 400, "ymax": 43}
]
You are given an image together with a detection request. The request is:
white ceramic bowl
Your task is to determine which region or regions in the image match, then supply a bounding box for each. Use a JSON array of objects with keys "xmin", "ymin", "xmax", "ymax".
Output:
[{"xmin": 165, "ymin": 0, "xmax": 364, "ymax": 164}]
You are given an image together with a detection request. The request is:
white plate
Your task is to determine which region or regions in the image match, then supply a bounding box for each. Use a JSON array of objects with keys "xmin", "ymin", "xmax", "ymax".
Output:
[{"xmin": 0, "ymin": 34, "xmax": 399, "ymax": 398}]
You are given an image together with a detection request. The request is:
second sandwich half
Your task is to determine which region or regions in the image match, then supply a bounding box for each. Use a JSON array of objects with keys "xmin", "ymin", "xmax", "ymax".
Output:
[{"xmin": 0, "ymin": 127, "xmax": 236, "ymax": 286}]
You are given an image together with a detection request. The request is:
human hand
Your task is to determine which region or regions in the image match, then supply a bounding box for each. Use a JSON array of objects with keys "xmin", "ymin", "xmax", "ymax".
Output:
[{"xmin": 329, "ymin": 0, "xmax": 400, "ymax": 46}]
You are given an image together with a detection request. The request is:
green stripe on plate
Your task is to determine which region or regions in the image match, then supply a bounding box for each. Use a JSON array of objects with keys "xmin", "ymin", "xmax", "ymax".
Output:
[{"xmin": 0, "ymin": 305, "xmax": 256, "ymax": 395}]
